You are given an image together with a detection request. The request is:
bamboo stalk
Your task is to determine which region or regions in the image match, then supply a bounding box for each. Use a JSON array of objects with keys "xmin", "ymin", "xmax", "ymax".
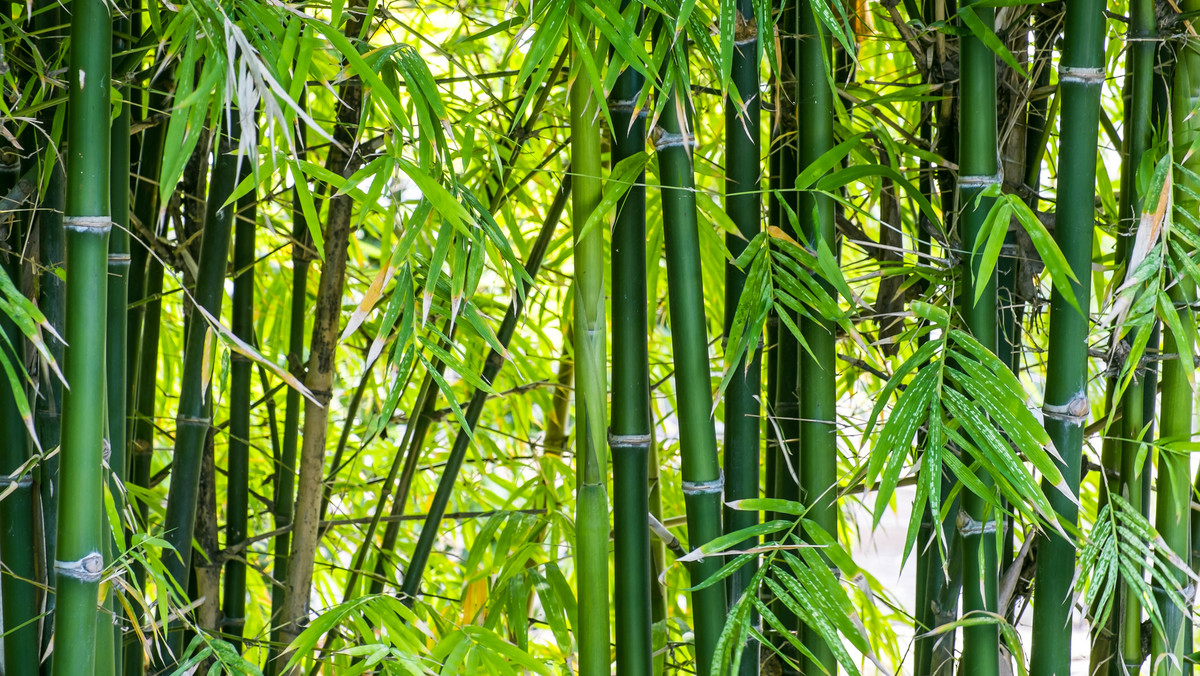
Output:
[
  {"xmin": 654, "ymin": 48, "xmax": 728, "ymax": 676},
  {"xmin": 0, "ymin": 148, "xmax": 40, "ymax": 676},
  {"xmin": 568, "ymin": 12, "xmax": 610, "ymax": 673},
  {"xmin": 1153, "ymin": 15, "xmax": 1200, "ymax": 671},
  {"xmin": 279, "ymin": 3, "xmax": 369, "ymax": 649},
  {"xmin": 222, "ymin": 144, "xmax": 258, "ymax": 650},
  {"xmin": 795, "ymin": 0, "xmax": 837, "ymax": 670},
  {"xmin": 399, "ymin": 177, "xmax": 569, "ymax": 601},
  {"xmin": 53, "ymin": 0, "xmax": 112, "ymax": 668},
  {"xmin": 610, "ymin": 22, "xmax": 653, "ymax": 673},
  {"xmin": 1027, "ymin": 0, "xmax": 1104, "ymax": 671},
  {"xmin": 267, "ymin": 106, "xmax": 313, "ymax": 676},
  {"xmin": 159, "ymin": 108, "xmax": 244, "ymax": 657},
  {"xmin": 722, "ymin": 4, "xmax": 761, "ymax": 675},
  {"xmin": 956, "ymin": 2, "xmax": 1000, "ymax": 675},
  {"xmin": 100, "ymin": 36, "xmax": 133, "ymax": 673}
]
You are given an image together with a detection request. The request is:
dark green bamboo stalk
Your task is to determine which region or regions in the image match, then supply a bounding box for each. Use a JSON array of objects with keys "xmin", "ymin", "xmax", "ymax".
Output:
[
  {"xmin": 53, "ymin": 0, "xmax": 112, "ymax": 669},
  {"xmin": 0, "ymin": 149, "xmax": 39, "ymax": 676},
  {"xmin": 722, "ymin": 5, "xmax": 761, "ymax": 675},
  {"xmin": 101, "ymin": 39, "xmax": 132, "ymax": 674},
  {"xmin": 159, "ymin": 109, "xmax": 243, "ymax": 654},
  {"xmin": 222, "ymin": 152, "xmax": 257, "ymax": 650},
  {"xmin": 654, "ymin": 53, "xmax": 728, "ymax": 676},
  {"xmin": 399, "ymin": 179, "xmax": 569, "ymax": 601},
  {"xmin": 795, "ymin": 0, "xmax": 837, "ymax": 670},
  {"xmin": 568, "ymin": 14, "xmax": 610, "ymax": 673},
  {"xmin": 1027, "ymin": 0, "xmax": 1103, "ymax": 672},
  {"xmin": 610, "ymin": 32, "xmax": 653, "ymax": 675},
  {"xmin": 1153, "ymin": 13, "xmax": 1200, "ymax": 671},
  {"xmin": 956, "ymin": 3, "xmax": 1000, "ymax": 675}
]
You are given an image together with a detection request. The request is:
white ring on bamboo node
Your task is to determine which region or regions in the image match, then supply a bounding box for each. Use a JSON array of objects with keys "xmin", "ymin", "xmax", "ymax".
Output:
[
  {"xmin": 108, "ymin": 253, "xmax": 131, "ymax": 264},
  {"xmin": 682, "ymin": 471, "xmax": 724, "ymax": 495},
  {"xmin": 608, "ymin": 98, "xmax": 640, "ymax": 114},
  {"xmin": 55, "ymin": 552, "xmax": 104, "ymax": 582},
  {"xmin": 0, "ymin": 475, "xmax": 32, "ymax": 488},
  {"xmin": 653, "ymin": 130, "xmax": 694, "ymax": 151},
  {"xmin": 1042, "ymin": 392, "xmax": 1089, "ymax": 424},
  {"xmin": 64, "ymin": 216, "xmax": 113, "ymax": 231},
  {"xmin": 1059, "ymin": 67, "xmax": 1105, "ymax": 84},
  {"xmin": 956, "ymin": 509, "xmax": 997, "ymax": 536},
  {"xmin": 608, "ymin": 431, "xmax": 652, "ymax": 448},
  {"xmin": 958, "ymin": 171, "xmax": 1002, "ymax": 189}
]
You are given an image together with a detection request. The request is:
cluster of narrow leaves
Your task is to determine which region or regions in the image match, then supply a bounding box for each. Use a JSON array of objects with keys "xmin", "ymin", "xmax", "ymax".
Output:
[
  {"xmin": 697, "ymin": 504, "xmax": 893, "ymax": 676},
  {"xmin": 1075, "ymin": 494, "xmax": 1199, "ymax": 642},
  {"xmin": 862, "ymin": 301, "xmax": 1072, "ymax": 562}
]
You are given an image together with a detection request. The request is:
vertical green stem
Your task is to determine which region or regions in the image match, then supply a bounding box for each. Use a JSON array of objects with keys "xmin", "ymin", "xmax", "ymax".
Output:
[
  {"xmin": 610, "ymin": 22, "xmax": 653, "ymax": 676},
  {"xmin": 722, "ymin": 6, "xmax": 762, "ymax": 673},
  {"xmin": 654, "ymin": 62, "xmax": 728, "ymax": 676},
  {"xmin": 795, "ymin": 0, "xmax": 837, "ymax": 670},
  {"xmin": 569, "ymin": 16, "xmax": 609, "ymax": 669},
  {"xmin": 956, "ymin": 3, "xmax": 999, "ymax": 675},
  {"xmin": 53, "ymin": 0, "xmax": 112, "ymax": 669},
  {"xmin": 1027, "ymin": 0, "xmax": 1103, "ymax": 672}
]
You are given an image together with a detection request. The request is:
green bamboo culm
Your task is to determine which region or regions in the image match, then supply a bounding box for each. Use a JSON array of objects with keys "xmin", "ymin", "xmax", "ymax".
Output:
[
  {"xmin": 53, "ymin": 0, "xmax": 113, "ymax": 669},
  {"xmin": 570, "ymin": 12, "xmax": 611, "ymax": 670},
  {"xmin": 1027, "ymin": 0, "xmax": 1104, "ymax": 672},
  {"xmin": 99, "ymin": 36, "xmax": 133, "ymax": 674},
  {"xmin": 1153, "ymin": 5, "xmax": 1200, "ymax": 671},
  {"xmin": 609, "ymin": 21, "xmax": 654, "ymax": 676},
  {"xmin": 654, "ymin": 40, "xmax": 728, "ymax": 676},
  {"xmin": 722, "ymin": 3, "xmax": 761, "ymax": 674},
  {"xmin": 159, "ymin": 109, "xmax": 244, "ymax": 656},
  {"xmin": 795, "ymin": 0, "xmax": 837, "ymax": 670},
  {"xmin": 0, "ymin": 150, "xmax": 40, "ymax": 676},
  {"xmin": 955, "ymin": 2, "xmax": 1000, "ymax": 676},
  {"xmin": 222, "ymin": 147, "xmax": 258, "ymax": 650}
]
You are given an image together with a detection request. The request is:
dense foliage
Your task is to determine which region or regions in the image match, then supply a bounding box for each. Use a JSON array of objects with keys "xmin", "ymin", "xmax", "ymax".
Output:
[{"xmin": 0, "ymin": 0, "xmax": 1198, "ymax": 672}]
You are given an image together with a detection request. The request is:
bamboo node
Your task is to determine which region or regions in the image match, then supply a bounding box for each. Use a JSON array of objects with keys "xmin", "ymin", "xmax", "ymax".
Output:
[
  {"xmin": 608, "ymin": 98, "xmax": 647, "ymax": 118},
  {"xmin": 957, "ymin": 171, "xmax": 1002, "ymax": 189},
  {"xmin": 608, "ymin": 431, "xmax": 652, "ymax": 448},
  {"xmin": 178, "ymin": 414, "xmax": 210, "ymax": 427},
  {"xmin": 64, "ymin": 215, "xmax": 113, "ymax": 231},
  {"xmin": 0, "ymin": 475, "xmax": 32, "ymax": 488},
  {"xmin": 55, "ymin": 552, "xmax": 104, "ymax": 583},
  {"xmin": 682, "ymin": 472, "xmax": 724, "ymax": 495},
  {"xmin": 108, "ymin": 253, "xmax": 131, "ymax": 264},
  {"xmin": 955, "ymin": 509, "xmax": 996, "ymax": 536},
  {"xmin": 652, "ymin": 128, "xmax": 694, "ymax": 151},
  {"xmin": 1042, "ymin": 393, "xmax": 1089, "ymax": 424},
  {"xmin": 1058, "ymin": 66, "xmax": 1105, "ymax": 84},
  {"xmin": 102, "ymin": 438, "xmax": 111, "ymax": 462}
]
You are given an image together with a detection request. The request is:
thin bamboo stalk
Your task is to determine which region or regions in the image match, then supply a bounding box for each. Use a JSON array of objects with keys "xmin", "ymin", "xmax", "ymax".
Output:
[
  {"xmin": 610, "ymin": 30, "xmax": 654, "ymax": 675},
  {"xmin": 956, "ymin": 2, "xmax": 1000, "ymax": 674},
  {"xmin": 654, "ymin": 52, "xmax": 728, "ymax": 676},
  {"xmin": 1027, "ymin": 0, "xmax": 1104, "ymax": 671},
  {"xmin": 222, "ymin": 150, "xmax": 258, "ymax": 650},
  {"xmin": 268, "ymin": 108, "xmax": 312, "ymax": 676},
  {"xmin": 100, "ymin": 39, "xmax": 133, "ymax": 673},
  {"xmin": 0, "ymin": 149, "xmax": 39, "ymax": 676},
  {"xmin": 53, "ymin": 0, "xmax": 112, "ymax": 669},
  {"xmin": 159, "ymin": 109, "xmax": 244, "ymax": 656},
  {"xmin": 1153, "ymin": 17, "xmax": 1200, "ymax": 671},
  {"xmin": 722, "ymin": 4, "xmax": 762, "ymax": 675},
  {"xmin": 279, "ymin": 6, "xmax": 369, "ymax": 652},
  {"xmin": 398, "ymin": 178, "xmax": 570, "ymax": 602}
]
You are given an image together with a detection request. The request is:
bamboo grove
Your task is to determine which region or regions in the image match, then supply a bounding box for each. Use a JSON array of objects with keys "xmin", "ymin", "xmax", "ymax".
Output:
[{"xmin": 1, "ymin": 0, "xmax": 1200, "ymax": 671}]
